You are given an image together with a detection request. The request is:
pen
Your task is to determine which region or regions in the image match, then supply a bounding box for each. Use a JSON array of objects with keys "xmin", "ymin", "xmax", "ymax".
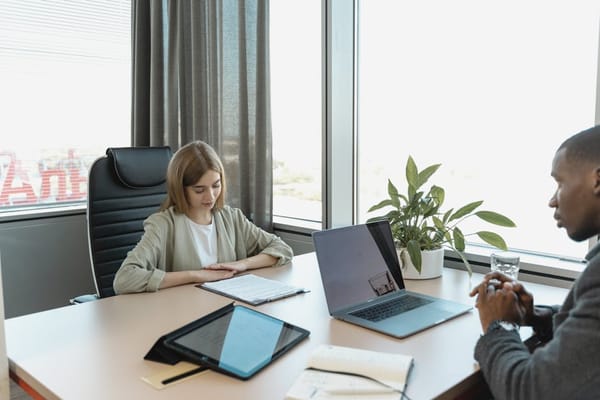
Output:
[
  {"xmin": 161, "ymin": 366, "xmax": 208, "ymax": 385},
  {"xmin": 321, "ymin": 386, "xmax": 396, "ymax": 395},
  {"xmin": 254, "ymin": 288, "xmax": 310, "ymax": 304}
]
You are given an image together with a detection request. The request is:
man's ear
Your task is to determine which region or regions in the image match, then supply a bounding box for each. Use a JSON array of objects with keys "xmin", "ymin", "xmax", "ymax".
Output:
[{"xmin": 593, "ymin": 166, "xmax": 600, "ymax": 195}]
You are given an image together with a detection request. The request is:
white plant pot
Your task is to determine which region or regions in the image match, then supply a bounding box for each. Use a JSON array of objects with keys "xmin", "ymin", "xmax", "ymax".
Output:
[{"xmin": 397, "ymin": 247, "xmax": 444, "ymax": 280}]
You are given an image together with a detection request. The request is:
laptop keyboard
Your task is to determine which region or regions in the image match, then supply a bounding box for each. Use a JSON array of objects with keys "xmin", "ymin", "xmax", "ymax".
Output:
[{"xmin": 350, "ymin": 295, "xmax": 433, "ymax": 322}]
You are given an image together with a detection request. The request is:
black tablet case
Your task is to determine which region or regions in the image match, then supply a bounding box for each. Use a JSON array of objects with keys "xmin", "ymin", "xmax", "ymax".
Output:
[
  {"xmin": 144, "ymin": 303, "xmax": 238, "ymax": 365},
  {"xmin": 144, "ymin": 302, "xmax": 310, "ymax": 379}
]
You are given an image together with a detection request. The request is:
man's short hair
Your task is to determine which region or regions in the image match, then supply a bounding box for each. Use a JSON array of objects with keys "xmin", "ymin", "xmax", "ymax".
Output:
[{"xmin": 559, "ymin": 125, "xmax": 600, "ymax": 164}]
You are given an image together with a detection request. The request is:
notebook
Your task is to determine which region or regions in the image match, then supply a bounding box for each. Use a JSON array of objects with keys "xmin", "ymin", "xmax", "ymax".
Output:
[{"xmin": 312, "ymin": 220, "xmax": 472, "ymax": 338}]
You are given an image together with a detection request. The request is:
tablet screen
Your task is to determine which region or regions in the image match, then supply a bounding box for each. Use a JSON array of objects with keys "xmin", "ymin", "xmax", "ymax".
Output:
[{"xmin": 164, "ymin": 304, "xmax": 309, "ymax": 379}]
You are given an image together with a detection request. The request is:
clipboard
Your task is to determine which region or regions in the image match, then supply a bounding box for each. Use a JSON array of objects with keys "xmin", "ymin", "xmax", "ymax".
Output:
[
  {"xmin": 145, "ymin": 302, "xmax": 310, "ymax": 380},
  {"xmin": 197, "ymin": 274, "xmax": 309, "ymax": 306}
]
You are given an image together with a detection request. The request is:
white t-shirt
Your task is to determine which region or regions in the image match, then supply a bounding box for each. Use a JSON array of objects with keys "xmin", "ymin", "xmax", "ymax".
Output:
[{"xmin": 186, "ymin": 217, "xmax": 218, "ymax": 266}]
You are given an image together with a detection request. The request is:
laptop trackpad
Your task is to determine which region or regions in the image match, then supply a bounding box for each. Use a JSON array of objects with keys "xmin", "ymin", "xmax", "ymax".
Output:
[{"xmin": 382, "ymin": 306, "xmax": 453, "ymax": 330}]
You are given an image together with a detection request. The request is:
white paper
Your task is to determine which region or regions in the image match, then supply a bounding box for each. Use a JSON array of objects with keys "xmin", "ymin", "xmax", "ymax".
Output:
[
  {"xmin": 286, "ymin": 370, "xmax": 399, "ymax": 400},
  {"xmin": 308, "ymin": 344, "xmax": 413, "ymax": 391},
  {"xmin": 201, "ymin": 274, "xmax": 307, "ymax": 304},
  {"xmin": 286, "ymin": 345, "xmax": 413, "ymax": 400}
]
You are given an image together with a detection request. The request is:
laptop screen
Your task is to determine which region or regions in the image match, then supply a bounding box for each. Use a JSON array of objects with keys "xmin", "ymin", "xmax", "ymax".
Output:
[{"xmin": 312, "ymin": 221, "xmax": 405, "ymax": 312}]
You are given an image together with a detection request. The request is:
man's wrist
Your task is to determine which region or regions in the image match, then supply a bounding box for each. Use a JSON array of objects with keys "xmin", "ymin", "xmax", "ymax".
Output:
[{"xmin": 486, "ymin": 319, "xmax": 520, "ymax": 334}]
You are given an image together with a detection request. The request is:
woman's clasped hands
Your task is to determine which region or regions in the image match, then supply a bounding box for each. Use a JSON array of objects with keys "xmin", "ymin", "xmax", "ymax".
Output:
[{"xmin": 193, "ymin": 261, "xmax": 253, "ymax": 282}]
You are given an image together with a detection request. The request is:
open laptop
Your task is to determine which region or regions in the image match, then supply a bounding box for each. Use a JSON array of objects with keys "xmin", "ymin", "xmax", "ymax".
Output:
[{"xmin": 312, "ymin": 220, "xmax": 472, "ymax": 338}]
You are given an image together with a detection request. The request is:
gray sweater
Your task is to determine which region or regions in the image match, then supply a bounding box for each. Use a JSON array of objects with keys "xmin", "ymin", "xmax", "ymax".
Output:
[
  {"xmin": 113, "ymin": 206, "xmax": 293, "ymax": 294},
  {"xmin": 474, "ymin": 243, "xmax": 600, "ymax": 399}
]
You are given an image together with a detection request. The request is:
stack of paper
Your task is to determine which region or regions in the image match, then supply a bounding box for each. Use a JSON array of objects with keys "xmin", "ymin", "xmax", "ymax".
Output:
[
  {"xmin": 286, "ymin": 344, "xmax": 414, "ymax": 399},
  {"xmin": 199, "ymin": 274, "xmax": 308, "ymax": 305}
]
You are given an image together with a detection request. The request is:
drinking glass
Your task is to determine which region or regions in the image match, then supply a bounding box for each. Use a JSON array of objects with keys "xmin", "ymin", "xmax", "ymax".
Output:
[{"xmin": 490, "ymin": 252, "xmax": 520, "ymax": 280}]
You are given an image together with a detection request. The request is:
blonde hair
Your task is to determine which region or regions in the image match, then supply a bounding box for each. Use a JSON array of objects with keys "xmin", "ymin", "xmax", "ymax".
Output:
[{"xmin": 161, "ymin": 141, "xmax": 226, "ymax": 214}]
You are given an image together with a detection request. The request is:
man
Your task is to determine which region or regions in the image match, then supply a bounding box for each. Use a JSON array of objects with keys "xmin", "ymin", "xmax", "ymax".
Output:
[{"xmin": 470, "ymin": 125, "xmax": 600, "ymax": 399}]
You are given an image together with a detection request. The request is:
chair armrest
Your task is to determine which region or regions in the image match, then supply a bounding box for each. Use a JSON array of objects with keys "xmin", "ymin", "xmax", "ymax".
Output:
[{"xmin": 69, "ymin": 294, "xmax": 99, "ymax": 304}]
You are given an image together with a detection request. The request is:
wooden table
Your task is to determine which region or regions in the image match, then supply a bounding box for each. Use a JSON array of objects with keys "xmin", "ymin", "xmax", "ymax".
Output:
[{"xmin": 6, "ymin": 252, "xmax": 569, "ymax": 400}]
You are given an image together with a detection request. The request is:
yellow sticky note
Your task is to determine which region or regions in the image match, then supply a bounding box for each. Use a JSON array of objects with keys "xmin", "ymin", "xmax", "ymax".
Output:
[{"xmin": 142, "ymin": 361, "xmax": 208, "ymax": 389}]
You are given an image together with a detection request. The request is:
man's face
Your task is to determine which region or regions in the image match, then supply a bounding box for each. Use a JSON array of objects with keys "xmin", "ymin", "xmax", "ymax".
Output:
[{"xmin": 549, "ymin": 148, "xmax": 600, "ymax": 242}]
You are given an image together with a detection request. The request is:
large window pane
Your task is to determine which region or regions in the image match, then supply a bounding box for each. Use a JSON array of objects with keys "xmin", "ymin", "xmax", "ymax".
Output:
[
  {"xmin": 358, "ymin": 1, "xmax": 599, "ymax": 260},
  {"xmin": 0, "ymin": 0, "xmax": 130, "ymax": 211},
  {"xmin": 270, "ymin": 0, "xmax": 322, "ymax": 223}
]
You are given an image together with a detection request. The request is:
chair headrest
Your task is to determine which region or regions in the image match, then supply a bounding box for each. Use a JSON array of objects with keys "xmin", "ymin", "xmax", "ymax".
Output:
[{"xmin": 107, "ymin": 146, "xmax": 173, "ymax": 188}]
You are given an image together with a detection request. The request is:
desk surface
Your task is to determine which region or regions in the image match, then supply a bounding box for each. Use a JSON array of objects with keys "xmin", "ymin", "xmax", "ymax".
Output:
[{"xmin": 6, "ymin": 252, "xmax": 569, "ymax": 400}]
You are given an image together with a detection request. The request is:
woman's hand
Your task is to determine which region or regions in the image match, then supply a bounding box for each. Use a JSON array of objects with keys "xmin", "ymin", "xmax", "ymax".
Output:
[
  {"xmin": 160, "ymin": 268, "xmax": 236, "ymax": 289},
  {"xmin": 160, "ymin": 254, "xmax": 280, "ymax": 290},
  {"xmin": 204, "ymin": 262, "xmax": 248, "ymax": 273},
  {"xmin": 192, "ymin": 268, "xmax": 237, "ymax": 282},
  {"xmin": 204, "ymin": 254, "xmax": 278, "ymax": 273}
]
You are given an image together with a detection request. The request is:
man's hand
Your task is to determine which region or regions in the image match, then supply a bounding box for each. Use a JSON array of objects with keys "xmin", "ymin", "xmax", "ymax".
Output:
[
  {"xmin": 469, "ymin": 272, "xmax": 534, "ymax": 332},
  {"xmin": 509, "ymin": 280, "xmax": 535, "ymax": 325}
]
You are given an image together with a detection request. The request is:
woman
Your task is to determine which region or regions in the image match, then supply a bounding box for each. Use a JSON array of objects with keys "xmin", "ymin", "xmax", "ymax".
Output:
[{"xmin": 113, "ymin": 141, "xmax": 293, "ymax": 294}]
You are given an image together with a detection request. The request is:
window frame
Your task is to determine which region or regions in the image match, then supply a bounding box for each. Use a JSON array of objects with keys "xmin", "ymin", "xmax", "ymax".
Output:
[
  {"xmin": 4, "ymin": 0, "xmax": 598, "ymax": 286},
  {"xmin": 274, "ymin": 0, "xmax": 600, "ymax": 286}
]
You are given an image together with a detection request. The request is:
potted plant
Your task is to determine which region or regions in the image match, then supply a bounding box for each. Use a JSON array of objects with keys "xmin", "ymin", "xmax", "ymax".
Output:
[{"xmin": 367, "ymin": 156, "xmax": 516, "ymax": 278}]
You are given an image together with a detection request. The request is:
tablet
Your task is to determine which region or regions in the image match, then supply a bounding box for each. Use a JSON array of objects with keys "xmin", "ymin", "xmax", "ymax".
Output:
[{"xmin": 163, "ymin": 303, "xmax": 310, "ymax": 380}]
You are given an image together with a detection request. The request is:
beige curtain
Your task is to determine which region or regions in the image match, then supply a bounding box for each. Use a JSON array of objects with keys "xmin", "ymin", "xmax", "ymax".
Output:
[{"xmin": 131, "ymin": 0, "xmax": 273, "ymax": 231}]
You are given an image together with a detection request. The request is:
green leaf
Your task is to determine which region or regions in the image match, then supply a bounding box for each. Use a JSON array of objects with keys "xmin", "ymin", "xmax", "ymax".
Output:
[
  {"xmin": 430, "ymin": 185, "xmax": 445, "ymax": 207},
  {"xmin": 449, "ymin": 201, "xmax": 483, "ymax": 221},
  {"xmin": 451, "ymin": 247, "xmax": 473, "ymax": 276},
  {"xmin": 368, "ymin": 199, "xmax": 393, "ymax": 212},
  {"xmin": 432, "ymin": 216, "xmax": 444, "ymax": 230},
  {"xmin": 452, "ymin": 227, "xmax": 465, "ymax": 251},
  {"xmin": 475, "ymin": 211, "xmax": 516, "ymax": 227},
  {"xmin": 397, "ymin": 193, "xmax": 409, "ymax": 203},
  {"xmin": 442, "ymin": 208, "xmax": 453, "ymax": 224},
  {"xmin": 408, "ymin": 185, "xmax": 416, "ymax": 202},
  {"xmin": 416, "ymin": 164, "xmax": 441, "ymax": 189},
  {"xmin": 406, "ymin": 240, "xmax": 422, "ymax": 273},
  {"xmin": 476, "ymin": 231, "xmax": 508, "ymax": 250},
  {"xmin": 444, "ymin": 230, "xmax": 452, "ymax": 242},
  {"xmin": 422, "ymin": 202, "xmax": 439, "ymax": 218},
  {"xmin": 384, "ymin": 210, "xmax": 401, "ymax": 220},
  {"xmin": 406, "ymin": 156, "xmax": 418, "ymax": 188},
  {"xmin": 387, "ymin": 179, "xmax": 399, "ymax": 198}
]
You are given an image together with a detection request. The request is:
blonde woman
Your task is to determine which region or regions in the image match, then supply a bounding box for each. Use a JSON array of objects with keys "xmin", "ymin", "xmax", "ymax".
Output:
[{"xmin": 113, "ymin": 141, "xmax": 293, "ymax": 294}]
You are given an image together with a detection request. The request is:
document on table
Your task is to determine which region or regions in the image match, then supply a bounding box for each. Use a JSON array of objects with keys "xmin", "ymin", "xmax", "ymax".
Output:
[
  {"xmin": 285, "ymin": 344, "xmax": 414, "ymax": 400},
  {"xmin": 197, "ymin": 274, "xmax": 309, "ymax": 306}
]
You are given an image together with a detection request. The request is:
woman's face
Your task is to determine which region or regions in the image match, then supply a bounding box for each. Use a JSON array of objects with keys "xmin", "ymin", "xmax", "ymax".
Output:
[{"xmin": 184, "ymin": 170, "xmax": 222, "ymax": 213}]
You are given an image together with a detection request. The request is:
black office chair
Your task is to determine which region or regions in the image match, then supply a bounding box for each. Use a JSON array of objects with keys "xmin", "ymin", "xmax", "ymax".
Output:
[{"xmin": 71, "ymin": 146, "xmax": 173, "ymax": 303}]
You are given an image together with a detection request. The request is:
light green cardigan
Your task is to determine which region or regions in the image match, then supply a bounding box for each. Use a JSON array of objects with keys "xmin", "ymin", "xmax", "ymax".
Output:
[{"xmin": 113, "ymin": 205, "xmax": 293, "ymax": 294}]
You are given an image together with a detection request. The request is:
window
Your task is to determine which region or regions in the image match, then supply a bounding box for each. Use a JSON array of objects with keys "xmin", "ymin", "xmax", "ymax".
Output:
[
  {"xmin": 357, "ymin": 0, "xmax": 599, "ymax": 261},
  {"xmin": 270, "ymin": 0, "xmax": 322, "ymax": 224},
  {"xmin": 0, "ymin": 0, "xmax": 130, "ymax": 212}
]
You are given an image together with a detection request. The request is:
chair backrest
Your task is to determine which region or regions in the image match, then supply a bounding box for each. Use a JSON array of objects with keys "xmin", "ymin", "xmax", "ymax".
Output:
[{"xmin": 87, "ymin": 146, "xmax": 172, "ymax": 298}]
